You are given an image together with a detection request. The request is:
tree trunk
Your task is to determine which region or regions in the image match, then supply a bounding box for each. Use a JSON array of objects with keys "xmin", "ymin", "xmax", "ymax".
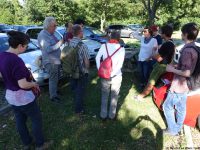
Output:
[
  {"xmin": 100, "ymin": 14, "xmax": 106, "ymax": 32},
  {"xmin": 149, "ymin": 11, "xmax": 155, "ymax": 25}
]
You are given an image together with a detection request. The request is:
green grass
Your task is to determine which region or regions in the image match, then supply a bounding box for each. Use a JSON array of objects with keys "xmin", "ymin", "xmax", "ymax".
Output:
[
  {"xmin": 0, "ymin": 67, "xmax": 190, "ymax": 150},
  {"xmin": 1, "ymin": 35, "xmax": 199, "ymax": 149}
]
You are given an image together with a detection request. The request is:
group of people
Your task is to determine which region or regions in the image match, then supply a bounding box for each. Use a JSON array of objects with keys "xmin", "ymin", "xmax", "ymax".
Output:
[
  {"xmin": 0, "ymin": 15, "xmax": 199, "ymax": 149},
  {"xmin": 134, "ymin": 23, "xmax": 200, "ymax": 136}
]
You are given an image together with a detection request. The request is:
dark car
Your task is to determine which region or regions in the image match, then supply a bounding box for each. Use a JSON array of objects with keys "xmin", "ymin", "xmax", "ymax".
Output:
[
  {"xmin": 128, "ymin": 24, "xmax": 143, "ymax": 31},
  {"xmin": 83, "ymin": 26, "xmax": 107, "ymax": 43},
  {"xmin": 106, "ymin": 25, "xmax": 135, "ymax": 38},
  {"xmin": 12, "ymin": 25, "xmax": 27, "ymax": 32},
  {"xmin": 0, "ymin": 24, "xmax": 14, "ymax": 33}
]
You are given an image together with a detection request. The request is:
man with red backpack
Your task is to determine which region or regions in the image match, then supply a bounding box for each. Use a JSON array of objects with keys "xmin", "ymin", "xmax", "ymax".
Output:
[{"xmin": 96, "ymin": 31, "xmax": 125, "ymax": 120}]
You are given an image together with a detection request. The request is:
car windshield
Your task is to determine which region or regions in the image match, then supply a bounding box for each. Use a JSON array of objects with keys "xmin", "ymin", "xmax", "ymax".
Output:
[
  {"xmin": 25, "ymin": 42, "xmax": 39, "ymax": 53},
  {"xmin": 0, "ymin": 25, "xmax": 10, "ymax": 30},
  {"xmin": 129, "ymin": 24, "xmax": 142, "ymax": 28},
  {"xmin": 90, "ymin": 28, "xmax": 105, "ymax": 36},
  {"xmin": 0, "ymin": 36, "xmax": 39, "ymax": 53},
  {"xmin": 26, "ymin": 28, "xmax": 43, "ymax": 39},
  {"xmin": 83, "ymin": 29, "xmax": 93, "ymax": 38},
  {"xmin": 57, "ymin": 28, "xmax": 65, "ymax": 36}
]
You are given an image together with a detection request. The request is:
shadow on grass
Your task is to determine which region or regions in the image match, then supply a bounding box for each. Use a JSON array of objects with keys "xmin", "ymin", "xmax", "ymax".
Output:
[{"xmin": 0, "ymin": 65, "xmax": 163, "ymax": 150}]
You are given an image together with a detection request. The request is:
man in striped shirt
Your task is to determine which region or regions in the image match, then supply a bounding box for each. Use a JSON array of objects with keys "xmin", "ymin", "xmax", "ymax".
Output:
[{"xmin": 69, "ymin": 24, "xmax": 90, "ymax": 114}]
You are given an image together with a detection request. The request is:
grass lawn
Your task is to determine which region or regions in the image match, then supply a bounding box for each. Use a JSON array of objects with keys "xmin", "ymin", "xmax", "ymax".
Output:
[
  {"xmin": 0, "ymin": 38, "xmax": 199, "ymax": 150},
  {"xmin": 1, "ymin": 66, "xmax": 199, "ymax": 150}
]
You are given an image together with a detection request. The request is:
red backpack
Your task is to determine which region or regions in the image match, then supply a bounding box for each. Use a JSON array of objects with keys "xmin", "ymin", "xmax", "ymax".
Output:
[{"xmin": 98, "ymin": 44, "xmax": 121, "ymax": 79}]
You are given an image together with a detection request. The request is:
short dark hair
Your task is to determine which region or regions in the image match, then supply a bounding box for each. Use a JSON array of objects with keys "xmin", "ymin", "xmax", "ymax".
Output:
[
  {"xmin": 65, "ymin": 22, "xmax": 69, "ymax": 27},
  {"xmin": 110, "ymin": 31, "xmax": 121, "ymax": 41},
  {"xmin": 74, "ymin": 19, "xmax": 85, "ymax": 25},
  {"xmin": 7, "ymin": 31, "xmax": 30, "ymax": 49},
  {"xmin": 181, "ymin": 23, "xmax": 199, "ymax": 40},
  {"xmin": 161, "ymin": 25, "xmax": 173, "ymax": 37},
  {"xmin": 72, "ymin": 24, "xmax": 82, "ymax": 36},
  {"xmin": 144, "ymin": 26, "xmax": 153, "ymax": 36},
  {"xmin": 158, "ymin": 41, "xmax": 175, "ymax": 64}
]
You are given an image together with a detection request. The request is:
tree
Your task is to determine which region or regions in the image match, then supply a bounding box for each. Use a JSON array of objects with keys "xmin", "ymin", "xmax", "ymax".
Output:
[
  {"xmin": 83, "ymin": 0, "xmax": 132, "ymax": 31},
  {"xmin": 131, "ymin": 0, "xmax": 171, "ymax": 25},
  {"xmin": 0, "ymin": 0, "xmax": 15, "ymax": 24},
  {"xmin": 24, "ymin": 0, "xmax": 84, "ymax": 25}
]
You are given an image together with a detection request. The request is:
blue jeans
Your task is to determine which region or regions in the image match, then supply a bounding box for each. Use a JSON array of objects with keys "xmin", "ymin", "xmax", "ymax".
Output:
[
  {"xmin": 70, "ymin": 74, "xmax": 88, "ymax": 113},
  {"xmin": 138, "ymin": 61, "xmax": 153, "ymax": 84},
  {"xmin": 12, "ymin": 100, "xmax": 44, "ymax": 147},
  {"xmin": 163, "ymin": 91, "xmax": 187, "ymax": 135},
  {"xmin": 45, "ymin": 63, "xmax": 60, "ymax": 99}
]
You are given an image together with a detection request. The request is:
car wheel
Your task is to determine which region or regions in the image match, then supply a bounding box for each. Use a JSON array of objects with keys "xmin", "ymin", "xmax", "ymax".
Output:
[{"xmin": 129, "ymin": 33, "xmax": 134, "ymax": 39}]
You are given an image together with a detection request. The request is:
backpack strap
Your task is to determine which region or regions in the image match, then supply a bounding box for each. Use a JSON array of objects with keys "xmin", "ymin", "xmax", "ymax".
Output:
[
  {"xmin": 110, "ymin": 46, "xmax": 121, "ymax": 57},
  {"xmin": 105, "ymin": 43, "xmax": 121, "ymax": 58},
  {"xmin": 183, "ymin": 45, "xmax": 200, "ymax": 53},
  {"xmin": 105, "ymin": 43, "xmax": 110, "ymax": 57}
]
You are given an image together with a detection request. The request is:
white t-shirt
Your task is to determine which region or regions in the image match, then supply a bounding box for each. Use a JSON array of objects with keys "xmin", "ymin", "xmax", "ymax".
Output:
[
  {"xmin": 95, "ymin": 43, "xmax": 125, "ymax": 77},
  {"xmin": 6, "ymin": 89, "xmax": 35, "ymax": 106},
  {"xmin": 138, "ymin": 37, "xmax": 158, "ymax": 61},
  {"xmin": 139, "ymin": 37, "xmax": 158, "ymax": 61}
]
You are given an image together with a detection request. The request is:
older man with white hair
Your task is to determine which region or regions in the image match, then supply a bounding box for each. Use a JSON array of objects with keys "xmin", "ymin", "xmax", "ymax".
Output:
[{"xmin": 38, "ymin": 16, "xmax": 63, "ymax": 103}]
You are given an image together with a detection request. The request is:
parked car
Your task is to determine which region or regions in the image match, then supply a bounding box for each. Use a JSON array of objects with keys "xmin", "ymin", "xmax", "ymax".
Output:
[
  {"xmin": 106, "ymin": 24, "xmax": 135, "ymax": 38},
  {"xmin": 0, "ymin": 24, "xmax": 14, "ymax": 33},
  {"xmin": 24, "ymin": 26, "xmax": 102, "ymax": 60},
  {"xmin": 0, "ymin": 33, "xmax": 49, "ymax": 86},
  {"xmin": 56, "ymin": 26, "xmax": 107, "ymax": 43},
  {"xmin": 128, "ymin": 24, "xmax": 143, "ymax": 31},
  {"xmin": 83, "ymin": 26, "xmax": 107, "ymax": 43},
  {"xmin": 174, "ymin": 39, "xmax": 200, "ymax": 63},
  {"xmin": 12, "ymin": 25, "xmax": 28, "ymax": 32}
]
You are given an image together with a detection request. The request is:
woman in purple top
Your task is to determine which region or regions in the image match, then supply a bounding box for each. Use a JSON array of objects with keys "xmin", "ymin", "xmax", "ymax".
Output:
[{"xmin": 0, "ymin": 31, "xmax": 51, "ymax": 150}]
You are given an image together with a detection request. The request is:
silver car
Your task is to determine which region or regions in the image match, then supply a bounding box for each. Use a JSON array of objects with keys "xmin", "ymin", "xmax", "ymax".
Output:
[{"xmin": 106, "ymin": 25, "xmax": 135, "ymax": 38}]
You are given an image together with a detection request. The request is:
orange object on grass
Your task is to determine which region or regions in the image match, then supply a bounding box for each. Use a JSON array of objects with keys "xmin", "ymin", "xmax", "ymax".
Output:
[{"xmin": 152, "ymin": 72, "xmax": 200, "ymax": 127}]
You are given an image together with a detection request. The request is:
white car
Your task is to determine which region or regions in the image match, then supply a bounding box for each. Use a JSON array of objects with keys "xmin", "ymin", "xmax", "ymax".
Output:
[
  {"xmin": 24, "ymin": 26, "xmax": 102, "ymax": 60},
  {"xmin": 174, "ymin": 41, "xmax": 200, "ymax": 63}
]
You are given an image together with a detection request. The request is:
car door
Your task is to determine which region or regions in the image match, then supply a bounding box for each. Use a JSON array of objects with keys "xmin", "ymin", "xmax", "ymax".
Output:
[{"xmin": 121, "ymin": 26, "xmax": 133, "ymax": 37}]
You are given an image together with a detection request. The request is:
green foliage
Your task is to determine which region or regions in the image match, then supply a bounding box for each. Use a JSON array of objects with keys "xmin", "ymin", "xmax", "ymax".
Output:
[
  {"xmin": 157, "ymin": 0, "xmax": 200, "ymax": 30},
  {"xmin": 0, "ymin": 0, "xmax": 200, "ymax": 30}
]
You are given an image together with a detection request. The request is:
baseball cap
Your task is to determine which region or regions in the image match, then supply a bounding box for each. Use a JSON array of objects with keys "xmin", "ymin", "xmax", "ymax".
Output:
[{"xmin": 150, "ymin": 25, "xmax": 159, "ymax": 31}]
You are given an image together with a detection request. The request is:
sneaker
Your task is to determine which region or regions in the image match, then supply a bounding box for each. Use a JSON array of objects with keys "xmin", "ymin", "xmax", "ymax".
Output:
[
  {"xmin": 23, "ymin": 139, "xmax": 34, "ymax": 150},
  {"xmin": 162, "ymin": 129, "xmax": 178, "ymax": 136},
  {"xmin": 23, "ymin": 145, "xmax": 31, "ymax": 150},
  {"xmin": 35, "ymin": 140, "xmax": 53, "ymax": 150},
  {"xmin": 108, "ymin": 117, "xmax": 117, "ymax": 121},
  {"xmin": 100, "ymin": 117, "xmax": 107, "ymax": 121},
  {"xmin": 57, "ymin": 90, "xmax": 62, "ymax": 96},
  {"xmin": 50, "ymin": 97, "xmax": 62, "ymax": 104}
]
